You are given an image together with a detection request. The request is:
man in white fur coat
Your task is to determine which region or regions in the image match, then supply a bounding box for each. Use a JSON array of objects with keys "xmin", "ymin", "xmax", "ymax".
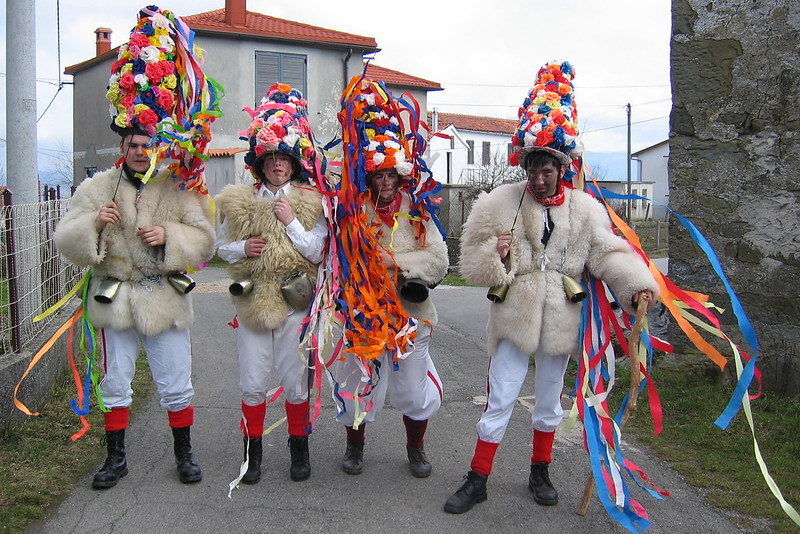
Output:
[
  {"xmin": 54, "ymin": 6, "xmax": 219, "ymax": 490},
  {"xmin": 54, "ymin": 128, "xmax": 215, "ymax": 488},
  {"xmin": 444, "ymin": 61, "xmax": 658, "ymax": 514},
  {"xmin": 215, "ymin": 84, "xmax": 327, "ymax": 485}
]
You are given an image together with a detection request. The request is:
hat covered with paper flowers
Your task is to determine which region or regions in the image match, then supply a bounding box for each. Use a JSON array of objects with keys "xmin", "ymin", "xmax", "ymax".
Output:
[
  {"xmin": 241, "ymin": 83, "xmax": 318, "ymax": 181},
  {"xmin": 352, "ymin": 80, "xmax": 414, "ymax": 177},
  {"xmin": 509, "ymin": 60, "xmax": 583, "ymax": 169},
  {"xmin": 105, "ymin": 5, "xmax": 223, "ymax": 193}
]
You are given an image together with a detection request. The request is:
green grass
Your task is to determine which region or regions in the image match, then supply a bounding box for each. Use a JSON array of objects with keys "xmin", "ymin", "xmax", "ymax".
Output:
[
  {"xmin": 206, "ymin": 255, "xmax": 229, "ymax": 269},
  {"xmin": 0, "ymin": 352, "xmax": 152, "ymax": 533},
  {"xmin": 617, "ymin": 365, "xmax": 800, "ymax": 533},
  {"xmin": 440, "ymin": 273, "xmax": 470, "ymax": 286}
]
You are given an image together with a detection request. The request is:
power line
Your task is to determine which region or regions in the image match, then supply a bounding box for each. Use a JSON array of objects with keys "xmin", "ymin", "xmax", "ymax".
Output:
[
  {"xmin": 583, "ymin": 115, "xmax": 668, "ymax": 133},
  {"xmin": 440, "ymin": 81, "xmax": 670, "ymax": 89}
]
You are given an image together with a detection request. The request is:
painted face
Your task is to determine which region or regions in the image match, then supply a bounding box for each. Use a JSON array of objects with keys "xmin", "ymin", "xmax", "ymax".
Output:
[
  {"xmin": 120, "ymin": 134, "xmax": 152, "ymax": 174},
  {"xmin": 368, "ymin": 169, "xmax": 401, "ymax": 205},
  {"xmin": 262, "ymin": 153, "xmax": 296, "ymax": 190},
  {"xmin": 525, "ymin": 161, "xmax": 563, "ymax": 198}
]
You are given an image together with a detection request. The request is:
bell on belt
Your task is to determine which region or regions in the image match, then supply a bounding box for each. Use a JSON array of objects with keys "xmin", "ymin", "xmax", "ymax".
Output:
[
  {"xmin": 562, "ymin": 274, "xmax": 587, "ymax": 303},
  {"xmin": 94, "ymin": 278, "xmax": 122, "ymax": 303},
  {"xmin": 399, "ymin": 278, "xmax": 429, "ymax": 303},
  {"xmin": 168, "ymin": 273, "xmax": 196, "ymax": 294},
  {"xmin": 487, "ymin": 283, "xmax": 509, "ymax": 303},
  {"xmin": 229, "ymin": 278, "xmax": 254, "ymax": 296}
]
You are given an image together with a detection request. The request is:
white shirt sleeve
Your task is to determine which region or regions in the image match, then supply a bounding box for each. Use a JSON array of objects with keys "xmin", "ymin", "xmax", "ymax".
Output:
[
  {"xmin": 285, "ymin": 214, "xmax": 327, "ymax": 264},
  {"xmin": 214, "ymin": 217, "xmax": 247, "ymax": 264}
]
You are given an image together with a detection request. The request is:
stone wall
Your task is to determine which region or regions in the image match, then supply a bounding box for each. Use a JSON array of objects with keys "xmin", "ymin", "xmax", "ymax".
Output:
[{"xmin": 670, "ymin": 0, "xmax": 800, "ymax": 393}]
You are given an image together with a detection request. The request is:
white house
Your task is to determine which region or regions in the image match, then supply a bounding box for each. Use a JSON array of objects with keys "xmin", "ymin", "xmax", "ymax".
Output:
[
  {"xmin": 64, "ymin": 0, "xmax": 442, "ymax": 195},
  {"xmin": 632, "ymin": 139, "xmax": 669, "ymax": 220},
  {"xmin": 426, "ymin": 112, "xmax": 520, "ymax": 185}
]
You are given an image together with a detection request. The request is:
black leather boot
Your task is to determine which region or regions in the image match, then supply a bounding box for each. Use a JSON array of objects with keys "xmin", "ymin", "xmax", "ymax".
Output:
[
  {"xmin": 172, "ymin": 427, "xmax": 202, "ymax": 484},
  {"xmin": 242, "ymin": 436, "xmax": 263, "ymax": 485},
  {"xmin": 444, "ymin": 471, "xmax": 488, "ymax": 514},
  {"xmin": 406, "ymin": 445, "xmax": 432, "ymax": 478},
  {"xmin": 288, "ymin": 435, "xmax": 311, "ymax": 481},
  {"xmin": 341, "ymin": 443, "xmax": 363, "ymax": 475},
  {"xmin": 92, "ymin": 429, "xmax": 128, "ymax": 489},
  {"xmin": 528, "ymin": 462, "xmax": 558, "ymax": 505}
]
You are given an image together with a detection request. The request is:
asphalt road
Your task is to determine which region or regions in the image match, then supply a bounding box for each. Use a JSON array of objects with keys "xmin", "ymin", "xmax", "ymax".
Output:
[{"xmin": 34, "ymin": 267, "xmax": 740, "ymax": 534}]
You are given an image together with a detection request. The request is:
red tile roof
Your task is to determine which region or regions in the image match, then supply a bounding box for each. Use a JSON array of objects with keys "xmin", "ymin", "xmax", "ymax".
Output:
[
  {"xmin": 207, "ymin": 147, "xmax": 248, "ymax": 157},
  {"xmin": 365, "ymin": 64, "xmax": 442, "ymax": 91},
  {"xmin": 182, "ymin": 9, "xmax": 378, "ymax": 49},
  {"xmin": 429, "ymin": 112, "xmax": 518, "ymax": 135},
  {"xmin": 65, "ymin": 8, "xmax": 378, "ymax": 75}
]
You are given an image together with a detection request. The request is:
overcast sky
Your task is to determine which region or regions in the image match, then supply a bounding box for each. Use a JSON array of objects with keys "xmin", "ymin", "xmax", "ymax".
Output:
[{"xmin": 1, "ymin": 0, "xmax": 672, "ymax": 182}]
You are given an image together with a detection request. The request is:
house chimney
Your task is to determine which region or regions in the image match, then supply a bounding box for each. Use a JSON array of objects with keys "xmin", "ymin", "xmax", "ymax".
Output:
[
  {"xmin": 225, "ymin": 0, "xmax": 246, "ymax": 26},
  {"xmin": 95, "ymin": 27, "xmax": 112, "ymax": 56}
]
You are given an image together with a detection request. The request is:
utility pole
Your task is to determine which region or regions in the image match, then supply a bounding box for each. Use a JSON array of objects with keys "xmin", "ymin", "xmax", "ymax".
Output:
[
  {"xmin": 626, "ymin": 103, "xmax": 632, "ymax": 223},
  {"xmin": 7, "ymin": 0, "xmax": 38, "ymax": 204}
]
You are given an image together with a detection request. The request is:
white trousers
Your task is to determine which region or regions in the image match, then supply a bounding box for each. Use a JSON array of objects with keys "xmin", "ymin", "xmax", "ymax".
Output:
[
  {"xmin": 476, "ymin": 339, "xmax": 570, "ymax": 443},
  {"xmin": 334, "ymin": 324, "xmax": 443, "ymax": 426},
  {"xmin": 100, "ymin": 327, "xmax": 194, "ymax": 412},
  {"xmin": 238, "ymin": 310, "xmax": 308, "ymax": 406}
]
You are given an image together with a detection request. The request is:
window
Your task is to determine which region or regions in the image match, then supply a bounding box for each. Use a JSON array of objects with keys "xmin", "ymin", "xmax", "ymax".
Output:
[
  {"xmin": 254, "ymin": 51, "xmax": 307, "ymax": 103},
  {"xmin": 482, "ymin": 141, "xmax": 490, "ymax": 165},
  {"xmin": 466, "ymin": 140, "xmax": 474, "ymax": 164},
  {"xmin": 507, "ymin": 143, "xmax": 514, "ymax": 157},
  {"xmin": 446, "ymin": 152, "xmax": 452, "ymax": 184}
]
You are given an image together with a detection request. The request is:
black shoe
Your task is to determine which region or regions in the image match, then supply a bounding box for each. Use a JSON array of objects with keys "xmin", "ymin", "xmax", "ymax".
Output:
[
  {"xmin": 341, "ymin": 443, "xmax": 363, "ymax": 475},
  {"xmin": 528, "ymin": 462, "xmax": 558, "ymax": 505},
  {"xmin": 407, "ymin": 445, "xmax": 432, "ymax": 478},
  {"xmin": 444, "ymin": 471, "xmax": 488, "ymax": 514},
  {"xmin": 241, "ymin": 436, "xmax": 262, "ymax": 485},
  {"xmin": 172, "ymin": 427, "xmax": 202, "ymax": 484},
  {"xmin": 288, "ymin": 436, "xmax": 310, "ymax": 482},
  {"xmin": 92, "ymin": 430, "xmax": 128, "ymax": 489}
]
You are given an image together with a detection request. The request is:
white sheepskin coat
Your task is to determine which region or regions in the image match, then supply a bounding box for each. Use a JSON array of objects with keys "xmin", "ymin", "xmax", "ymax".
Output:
[
  {"xmin": 367, "ymin": 193, "xmax": 449, "ymax": 325},
  {"xmin": 215, "ymin": 183, "xmax": 323, "ymax": 332},
  {"xmin": 54, "ymin": 167, "xmax": 215, "ymax": 336},
  {"xmin": 460, "ymin": 182, "xmax": 659, "ymax": 356}
]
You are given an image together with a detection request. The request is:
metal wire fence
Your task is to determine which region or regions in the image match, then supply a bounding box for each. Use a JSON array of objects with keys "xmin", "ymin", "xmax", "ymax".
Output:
[{"xmin": 1, "ymin": 190, "xmax": 84, "ymax": 354}]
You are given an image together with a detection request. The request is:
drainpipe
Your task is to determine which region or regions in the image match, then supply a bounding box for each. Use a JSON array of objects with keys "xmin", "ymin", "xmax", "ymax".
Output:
[{"xmin": 342, "ymin": 48, "xmax": 353, "ymax": 88}]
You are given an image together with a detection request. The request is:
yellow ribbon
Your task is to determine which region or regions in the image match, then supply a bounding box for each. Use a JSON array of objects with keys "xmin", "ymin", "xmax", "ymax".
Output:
[
  {"xmin": 33, "ymin": 271, "xmax": 89, "ymax": 323},
  {"xmin": 389, "ymin": 212, "xmax": 423, "ymax": 252}
]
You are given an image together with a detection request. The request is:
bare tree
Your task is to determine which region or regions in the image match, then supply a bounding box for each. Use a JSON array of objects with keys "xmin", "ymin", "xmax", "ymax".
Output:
[{"xmin": 462, "ymin": 150, "xmax": 525, "ymax": 199}]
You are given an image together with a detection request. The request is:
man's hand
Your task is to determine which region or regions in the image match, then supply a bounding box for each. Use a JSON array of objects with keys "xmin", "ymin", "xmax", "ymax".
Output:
[
  {"xmin": 137, "ymin": 226, "xmax": 166, "ymax": 247},
  {"xmin": 245, "ymin": 236, "xmax": 267, "ymax": 257},
  {"xmin": 632, "ymin": 290, "xmax": 656, "ymax": 311},
  {"xmin": 95, "ymin": 202, "xmax": 120, "ymax": 231},
  {"xmin": 496, "ymin": 231, "xmax": 513, "ymax": 260},
  {"xmin": 379, "ymin": 247, "xmax": 396, "ymax": 271},
  {"xmin": 274, "ymin": 199, "xmax": 295, "ymax": 226}
]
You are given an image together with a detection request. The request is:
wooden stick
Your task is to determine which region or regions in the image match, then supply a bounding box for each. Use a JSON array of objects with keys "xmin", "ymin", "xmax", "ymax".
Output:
[{"xmin": 576, "ymin": 291, "xmax": 650, "ymax": 516}]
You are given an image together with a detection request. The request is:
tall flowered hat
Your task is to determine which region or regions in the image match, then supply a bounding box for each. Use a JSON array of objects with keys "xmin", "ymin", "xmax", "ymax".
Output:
[
  {"xmin": 106, "ymin": 5, "xmax": 223, "ymax": 193},
  {"xmin": 240, "ymin": 83, "xmax": 319, "ymax": 182},
  {"xmin": 349, "ymin": 80, "xmax": 414, "ymax": 177},
  {"xmin": 509, "ymin": 61, "xmax": 582, "ymax": 175}
]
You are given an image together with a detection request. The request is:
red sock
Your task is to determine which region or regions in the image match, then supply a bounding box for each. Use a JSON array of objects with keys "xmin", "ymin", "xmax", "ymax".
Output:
[
  {"xmin": 403, "ymin": 415, "xmax": 428, "ymax": 448},
  {"xmin": 470, "ymin": 439, "xmax": 499, "ymax": 476},
  {"xmin": 532, "ymin": 429, "xmax": 555, "ymax": 464},
  {"xmin": 346, "ymin": 424, "xmax": 365, "ymax": 446},
  {"xmin": 240, "ymin": 402, "xmax": 266, "ymax": 438},
  {"xmin": 167, "ymin": 406, "xmax": 194, "ymax": 429},
  {"xmin": 285, "ymin": 400, "xmax": 310, "ymax": 437},
  {"xmin": 103, "ymin": 407, "xmax": 129, "ymax": 431}
]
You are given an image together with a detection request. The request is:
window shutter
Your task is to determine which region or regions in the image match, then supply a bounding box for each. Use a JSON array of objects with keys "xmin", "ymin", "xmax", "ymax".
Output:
[
  {"xmin": 282, "ymin": 54, "xmax": 307, "ymax": 96},
  {"xmin": 482, "ymin": 141, "xmax": 491, "ymax": 165},
  {"xmin": 255, "ymin": 51, "xmax": 280, "ymax": 105},
  {"xmin": 466, "ymin": 140, "xmax": 474, "ymax": 164}
]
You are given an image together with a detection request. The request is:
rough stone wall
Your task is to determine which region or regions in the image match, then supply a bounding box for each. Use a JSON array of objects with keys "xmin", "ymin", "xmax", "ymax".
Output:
[{"xmin": 670, "ymin": 0, "xmax": 800, "ymax": 393}]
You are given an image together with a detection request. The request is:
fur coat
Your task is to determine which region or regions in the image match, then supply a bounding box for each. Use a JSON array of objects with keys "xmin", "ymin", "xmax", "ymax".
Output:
[
  {"xmin": 460, "ymin": 182, "xmax": 659, "ymax": 356},
  {"xmin": 367, "ymin": 193, "xmax": 449, "ymax": 325},
  {"xmin": 215, "ymin": 182, "xmax": 323, "ymax": 332},
  {"xmin": 54, "ymin": 167, "xmax": 215, "ymax": 336}
]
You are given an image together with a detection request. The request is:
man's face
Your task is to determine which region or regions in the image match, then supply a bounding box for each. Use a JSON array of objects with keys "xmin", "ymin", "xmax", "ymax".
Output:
[
  {"xmin": 262, "ymin": 153, "xmax": 295, "ymax": 188},
  {"xmin": 525, "ymin": 161, "xmax": 563, "ymax": 199},
  {"xmin": 120, "ymin": 134, "xmax": 152, "ymax": 174},
  {"xmin": 368, "ymin": 169, "xmax": 401, "ymax": 204}
]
